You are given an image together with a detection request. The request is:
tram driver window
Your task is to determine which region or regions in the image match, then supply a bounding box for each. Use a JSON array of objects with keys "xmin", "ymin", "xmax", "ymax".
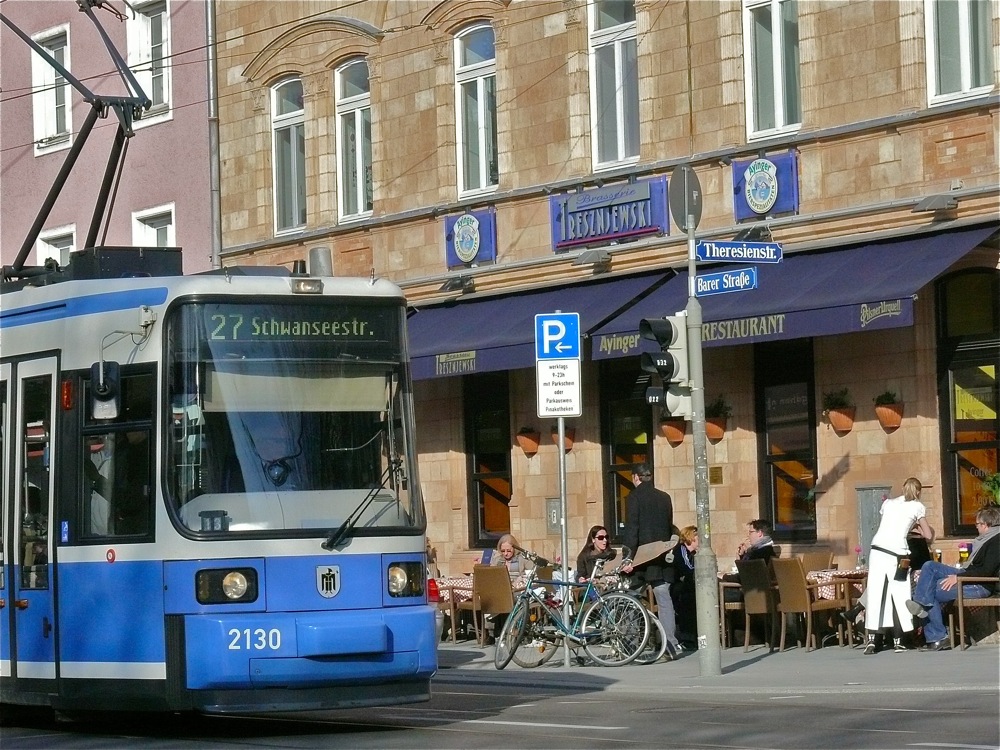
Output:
[{"xmin": 83, "ymin": 371, "xmax": 154, "ymax": 539}]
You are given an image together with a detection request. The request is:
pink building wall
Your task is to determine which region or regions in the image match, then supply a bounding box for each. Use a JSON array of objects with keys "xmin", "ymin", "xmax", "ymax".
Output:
[{"xmin": 0, "ymin": 0, "xmax": 213, "ymax": 274}]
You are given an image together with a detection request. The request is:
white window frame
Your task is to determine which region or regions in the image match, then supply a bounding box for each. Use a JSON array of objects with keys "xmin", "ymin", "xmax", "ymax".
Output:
[
  {"xmin": 132, "ymin": 204, "xmax": 175, "ymax": 247},
  {"xmin": 454, "ymin": 24, "xmax": 499, "ymax": 196},
  {"xmin": 30, "ymin": 26, "xmax": 72, "ymax": 154},
  {"xmin": 36, "ymin": 226, "xmax": 75, "ymax": 267},
  {"xmin": 335, "ymin": 59, "xmax": 373, "ymax": 221},
  {"xmin": 271, "ymin": 78, "xmax": 307, "ymax": 234},
  {"xmin": 127, "ymin": 0, "xmax": 172, "ymax": 123},
  {"xmin": 588, "ymin": 1, "xmax": 640, "ymax": 169},
  {"xmin": 925, "ymin": 0, "xmax": 994, "ymax": 106},
  {"xmin": 742, "ymin": 0, "xmax": 802, "ymax": 140}
]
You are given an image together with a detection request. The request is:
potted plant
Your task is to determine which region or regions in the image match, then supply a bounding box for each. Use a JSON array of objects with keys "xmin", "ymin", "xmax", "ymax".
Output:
[
  {"xmin": 704, "ymin": 394, "xmax": 731, "ymax": 441},
  {"xmin": 515, "ymin": 426, "xmax": 540, "ymax": 457},
  {"xmin": 873, "ymin": 390, "xmax": 903, "ymax": 431},
  {"xmin": 822, "ymin": 387, "xmax": 855, "ymax": 433},
  {"xmin": 550, "ymin": 425, "xmax": 576, "ymax": 451},
  {"xmin": 659, "ymin": 414, "xmax": 687, "ymax": 446}
]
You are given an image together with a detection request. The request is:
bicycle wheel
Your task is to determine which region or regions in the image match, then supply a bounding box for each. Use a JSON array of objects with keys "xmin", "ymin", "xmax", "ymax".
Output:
[
  {"xmin": 494, "ymin": 599, "xmax": 528, "ymax": 670},
  {"xmin": 632, "ymin": 607, "xmax": 667, "ymax": 665},
  {"xmin": 511, "ymin": 602, "xmax": 560, "ymax": 668},
  {"xmin": 581, "ymin": 592, "xmax": 650, "ymax": 666}
]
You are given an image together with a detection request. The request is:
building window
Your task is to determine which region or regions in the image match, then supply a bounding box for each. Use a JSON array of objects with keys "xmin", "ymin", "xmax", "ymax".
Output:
[
  {"xmin": 463, "ymin": 372, "xmax": 511, "ymax": 547},
  {"xmin": 743, "ymin": 0, "xmax": 801, "ymax": 137},
  {"xmin": 132, "ymin": 205, "xmax": 174, "ymax": 246},
  {"xmin": 599, "ymin": 359, "xmax": 653, "ymax": 541},
  {"xmin": 455, "ymin": 24, "xmax": 499, "ymax": 194},
  {"xmin": 755, "ymin": 339, "xmax": 817, "ymax": 542},
  {"xmin": 937, "ymin": 269, "xmax": 1000, "ymax": 535},
  {"xmin": 271, "ymin": 78, "xmax": 306, "ymax": 233},
  {"xmin": 31, "ymin": 28, "xmax": 71, "ymax": 151},
  {"xmin": 335, "ymin": 59, "xmax": 373, "ymax": 219},
  {"xmin": 589, "ymin": 0, "xmax": 639, "ymax": 167},
  {"xmin": 36, "ymin": 227, "xmax": 75, "ymax": 267},
  {"xmin": 127, "ymin": 1, "xmax": 170, "ymax": 113},
  {"xmin": 926, "ymin": 0, "xmax": 994, "ymax": 104}
]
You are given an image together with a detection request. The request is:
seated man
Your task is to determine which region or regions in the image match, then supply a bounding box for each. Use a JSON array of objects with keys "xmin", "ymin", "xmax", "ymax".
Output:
[
  {"xmin": 906, "ymin": 505, "xmax": 1000, "ymax": 651},
  {"xmin": 720, "ymin": 518, "xmax": 779, "ymax": 602}
]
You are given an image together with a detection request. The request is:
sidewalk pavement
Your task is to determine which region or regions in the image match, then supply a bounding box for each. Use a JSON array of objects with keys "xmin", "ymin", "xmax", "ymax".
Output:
[{"xmin": 434, "ymin": 636, "xmax": 1000, "ymax": 696}]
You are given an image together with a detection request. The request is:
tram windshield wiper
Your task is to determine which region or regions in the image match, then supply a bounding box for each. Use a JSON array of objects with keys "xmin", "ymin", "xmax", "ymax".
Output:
[{"xmin": 321, "ymin": 458, "xmax": 401, "ymax": 550}]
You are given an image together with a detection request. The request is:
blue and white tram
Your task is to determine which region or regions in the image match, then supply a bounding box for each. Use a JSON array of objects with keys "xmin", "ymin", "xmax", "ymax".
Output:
[{"xmin": 0, "ymin": 247, "xmax": 437, "ymax": 714}]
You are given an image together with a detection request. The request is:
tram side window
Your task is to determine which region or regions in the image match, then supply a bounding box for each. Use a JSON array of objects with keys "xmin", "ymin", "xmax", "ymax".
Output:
[
  {"xmin": 83, "ymin": 372, "xmax": 154, "ymax": 539},
  {"xmin": 20, "ymin": 376, "xmax": 52, "ymax": 589}
]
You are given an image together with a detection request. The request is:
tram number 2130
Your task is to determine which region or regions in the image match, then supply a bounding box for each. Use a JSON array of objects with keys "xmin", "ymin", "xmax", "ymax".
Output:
[{"xmin": 228, "ymin": 628, "xmax": 282, "ymax": 650}]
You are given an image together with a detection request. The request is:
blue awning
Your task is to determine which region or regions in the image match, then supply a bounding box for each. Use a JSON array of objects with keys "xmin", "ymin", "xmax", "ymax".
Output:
[
  {"xmin": 591, "ymin": 223, "xmax": 998, "ymax": 358},
  {"xmin": 408, "ymin": 271, "xmax": 668, "ymax": 379}
]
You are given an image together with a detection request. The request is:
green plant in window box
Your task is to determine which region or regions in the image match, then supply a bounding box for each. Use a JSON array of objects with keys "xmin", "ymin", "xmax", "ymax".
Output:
[
  {"xmin": 873, "ymin": 390, "xmax": 904, "ymax": 430},
  {"xmin": 704, "ymin": 394, "xmax": 731, "ymax": 441}
]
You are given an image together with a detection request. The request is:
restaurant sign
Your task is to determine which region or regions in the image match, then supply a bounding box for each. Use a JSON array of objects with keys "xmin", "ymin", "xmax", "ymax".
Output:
[
  {"xmin": 549, "ymin": 176, "xmax": 668, "ymax": 252},
  {"xmin": 733, "ymin": 152, "xmax": 799, "ymax": 221},
  {"xmin": 445, "ymin": 208, "xmax": 497, "ymax": 268}
]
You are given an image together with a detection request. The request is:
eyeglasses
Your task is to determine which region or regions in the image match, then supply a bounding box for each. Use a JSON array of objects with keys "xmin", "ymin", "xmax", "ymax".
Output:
[{"xmin": 595, "ymin": 534, "xmax": 608, "ymax": 541}]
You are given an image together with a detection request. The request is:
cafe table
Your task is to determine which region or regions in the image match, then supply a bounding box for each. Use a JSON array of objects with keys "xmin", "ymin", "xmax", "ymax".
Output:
[{"xmin": 807, "ymin": 566, "xmax": 867, "ymax": 601}]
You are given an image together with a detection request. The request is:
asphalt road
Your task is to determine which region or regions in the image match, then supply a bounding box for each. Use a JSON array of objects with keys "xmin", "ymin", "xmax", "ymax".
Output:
[{"xmin": 2, "ymin": 677, "xmax": 998, "ymax": 750}]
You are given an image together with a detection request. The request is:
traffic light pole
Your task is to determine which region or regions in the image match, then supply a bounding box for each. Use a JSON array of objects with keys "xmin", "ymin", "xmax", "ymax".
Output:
[{"xmin": 686, "ymin": 213, "xmax": 722, "ymax": 677}]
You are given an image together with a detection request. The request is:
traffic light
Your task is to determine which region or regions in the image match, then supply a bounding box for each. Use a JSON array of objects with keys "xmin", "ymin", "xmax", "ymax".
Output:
[{"xmin": 639, "ymin": 315, "xmax": 692, "ymax": 418}]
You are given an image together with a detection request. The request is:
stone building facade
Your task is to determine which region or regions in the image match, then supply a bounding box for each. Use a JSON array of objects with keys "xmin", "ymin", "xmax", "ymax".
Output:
[{"xmin": 212, "ymin": 0, "xmax": 1000, "ymax": 575}]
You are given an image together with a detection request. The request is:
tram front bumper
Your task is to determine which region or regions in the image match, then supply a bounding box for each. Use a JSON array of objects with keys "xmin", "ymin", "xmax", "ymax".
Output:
[{"xmin": 184, "ymin": 606, "xmax": 437, "ymax": 690}]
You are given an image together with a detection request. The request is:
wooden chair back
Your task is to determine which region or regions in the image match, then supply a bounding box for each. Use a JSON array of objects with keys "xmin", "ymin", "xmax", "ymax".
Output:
[
  {"xmin": 771, "ymin": 557, "xmax": 810, "ymax": 612},
  {"xmin": 736, "ymin": 559, "xmax": 776, "ymax": 616},
  {"xmin": 798, "ymin": 549, "xmax": 834, "ymax": 575},
  {"xmin": 949, "ymin": 576, "xmax": 1000, "ymax": 650},
  {"xmin": 471, "ymin": 564, "xmax": 514, "ymax": 615}
]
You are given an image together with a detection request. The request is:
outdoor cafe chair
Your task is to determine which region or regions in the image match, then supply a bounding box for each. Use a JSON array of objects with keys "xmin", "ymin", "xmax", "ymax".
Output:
[
  {"xmin": 456, "ymin": 564, "xmax": 514, "ymax": 646},
  {"xmin": 771, "ymin": 557, "xmax": 850, "ymax": 651},
  {"xmin": 735, "ymin": 559, "xmax": 779, "ymax": 652}
]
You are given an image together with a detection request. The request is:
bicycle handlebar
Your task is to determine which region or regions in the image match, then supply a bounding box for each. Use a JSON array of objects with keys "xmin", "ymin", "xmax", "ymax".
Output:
[{"xmin": 512, "ymin": 544, "xmax": 550, "ymax": 568}]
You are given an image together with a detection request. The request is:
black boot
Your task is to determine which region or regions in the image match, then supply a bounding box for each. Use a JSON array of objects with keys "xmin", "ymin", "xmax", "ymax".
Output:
[{"xmin": 840, "ymin": 603, "xmax": 863, "ymax": 624}]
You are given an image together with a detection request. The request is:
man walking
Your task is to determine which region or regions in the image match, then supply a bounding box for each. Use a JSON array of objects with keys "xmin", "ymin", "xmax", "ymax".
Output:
[{"xmin": 623, "ymin": 462, "xmax": 681, "ymax": 658}]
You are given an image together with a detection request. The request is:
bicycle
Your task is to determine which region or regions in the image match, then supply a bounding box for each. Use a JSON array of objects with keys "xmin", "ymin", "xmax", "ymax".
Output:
[
  {"xmin": 593, "ymin": 555, "xmax": 668, "ymax": 665},
  {"xmin": 494, "ymin": 547, "xmax": 650, "ymax": 670}
]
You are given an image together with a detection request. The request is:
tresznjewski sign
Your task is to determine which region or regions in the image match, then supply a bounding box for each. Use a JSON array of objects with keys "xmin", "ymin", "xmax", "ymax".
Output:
[{"xmin": 549, "ymin": 176, "xmax": 668, "ymax": 252}]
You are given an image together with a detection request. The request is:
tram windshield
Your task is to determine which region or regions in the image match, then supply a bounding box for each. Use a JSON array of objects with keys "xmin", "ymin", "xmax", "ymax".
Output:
[{"xmin": 165, "ymin": 300, "xmax": 421, "ymax": 535}]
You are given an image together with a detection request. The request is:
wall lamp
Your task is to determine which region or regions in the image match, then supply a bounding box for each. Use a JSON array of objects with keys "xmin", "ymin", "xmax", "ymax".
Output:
[
  {"xmin": 733, "ymin": 224, "xmax": 772, "ymax": 242},
  {"xmin": 912, "ymin": 194, "xmax": 959, "ymax": 212},
  {"xmin": 572, "ymin": 248, "xmax": 612, "ymax": 270},
  {"xmin": 439, "ymin": 275, "xmax": 475, "ymax": 293}
]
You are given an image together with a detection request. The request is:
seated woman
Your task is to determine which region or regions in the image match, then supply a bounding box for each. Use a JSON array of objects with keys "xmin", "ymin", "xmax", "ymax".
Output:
[
  {"xmin": 576, "ymin": 525, "xmax": 617, "ymax": 582},
  {"xmin": 490, "ymin": 533, "xmax": 524, "ymax": 578}
]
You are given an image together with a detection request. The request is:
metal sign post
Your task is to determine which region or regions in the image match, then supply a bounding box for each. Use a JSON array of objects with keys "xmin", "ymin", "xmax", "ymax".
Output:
[
  {"xmin": 671, "ymin": 165, "xmax": 721, "ymax": 677},
  {"xmin": 535, "ymin": 312, "xmax": 581, "ymax": 669}
]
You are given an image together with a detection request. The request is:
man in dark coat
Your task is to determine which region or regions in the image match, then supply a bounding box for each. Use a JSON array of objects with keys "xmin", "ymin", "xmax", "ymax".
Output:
[{"xmin": 623, "ymin": 462, "xmax": 681, "ymax": 656}]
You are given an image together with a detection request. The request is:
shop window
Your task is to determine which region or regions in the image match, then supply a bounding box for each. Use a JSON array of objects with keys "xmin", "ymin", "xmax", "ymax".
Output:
[
  {"xmin": 589, "ymin": 0, "xmax": 639, "ymax": 167},
  {"xmin": 743, "ymin": 0, "xmax": 801, "ymax": 138},
  {"xmin": 754, "ymin": 339, "xmax": 818, "ymax": 542},
  {"xmin": 925, "ymin": 0, "xmax": 993, "ymax": 105},
  {"xmin": 463, "ymin": 372, "xmax": 511, "ymax": 547},
  {"xmin": 599, "ymin": 359, "xmax": 652, "ymax": 541},
  {"xmin": 937, "ymin": 269, "xmax": 1000, "ymax": 534}
]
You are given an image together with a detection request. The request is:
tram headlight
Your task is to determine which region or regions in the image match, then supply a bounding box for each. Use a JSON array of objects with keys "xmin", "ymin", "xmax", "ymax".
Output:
[
  {"xmin": 386, "ymin": 562, "xmax": 424, "ymax": 598},
  {"xmin": 222, "ymin": 571, "xmax": 249, "ymax": 599},
  {"xmin": 196, "ymin": 567, "xmax": 258, "ymax": 604}
]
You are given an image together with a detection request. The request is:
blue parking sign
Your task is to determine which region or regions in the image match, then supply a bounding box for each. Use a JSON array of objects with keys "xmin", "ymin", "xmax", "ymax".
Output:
[{"xmin": 535, "ymin": 313, "xmax": 580, "ymax": 360}]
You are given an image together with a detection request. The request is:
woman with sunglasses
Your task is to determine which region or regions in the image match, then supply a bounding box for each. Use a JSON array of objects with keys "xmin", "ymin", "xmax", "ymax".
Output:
[{"xmin": 576, "ymin": 525, "xmax": 617, "ymax": 582}]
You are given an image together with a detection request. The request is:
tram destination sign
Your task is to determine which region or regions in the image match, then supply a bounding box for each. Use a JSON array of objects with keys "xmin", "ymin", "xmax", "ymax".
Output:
[
  {"xmin": 695, "ymin": 267, "xmax": 758, "ymax": 297},
  {"xmin": 696, "ymin": 240, "xmax": 783, "ymax": 264}
]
